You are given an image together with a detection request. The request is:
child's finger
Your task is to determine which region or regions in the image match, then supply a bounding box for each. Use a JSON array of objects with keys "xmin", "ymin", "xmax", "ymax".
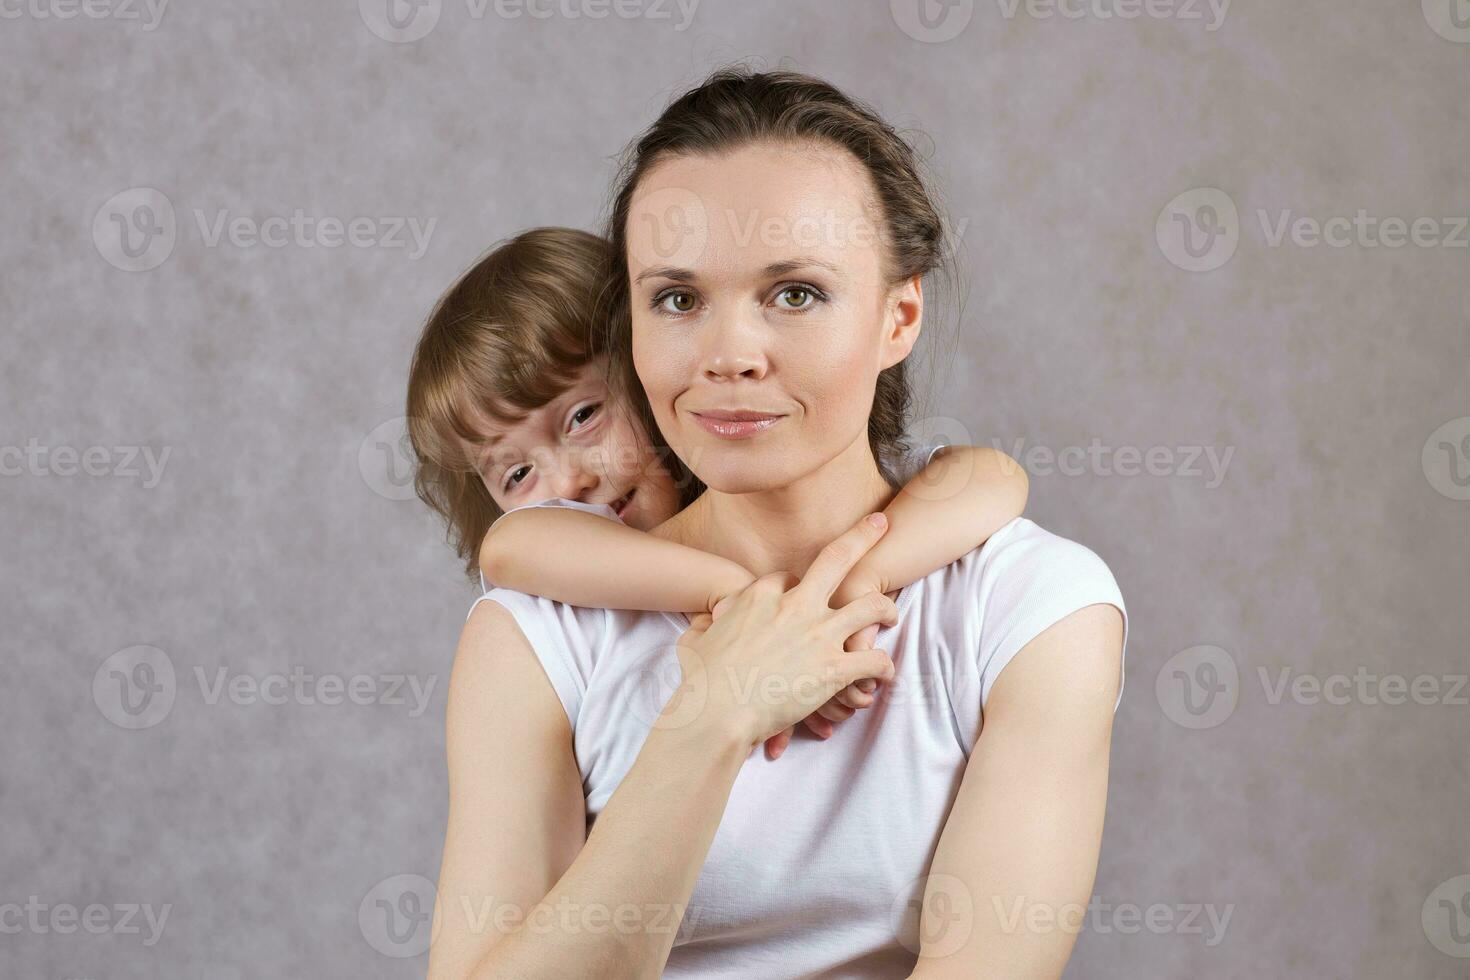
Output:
[
  {"xmin": 818, "ymin": 700, "xmax": 855, "ymax": 724},
  {"xmin": 764, "ymin": 726, "xmax": 794, "ymax": 760},
  {"xmin": 802, "ymin": 714, "xmax": 835, "ymax": 740},
  {"xmin": 843, "ymin": 622, "xmax": 880, "ymax": 653},
  {"xmin": 711, "ymin": 595, "xmax": 735, "ymax": 621},
  {"xmin": 836, "ymin": 684, "xmax": 874, "ymax": 709}
]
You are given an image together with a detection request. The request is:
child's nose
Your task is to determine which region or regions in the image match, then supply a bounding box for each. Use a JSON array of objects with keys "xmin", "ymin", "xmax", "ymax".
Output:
[{"xmin": 553, "ymin": 464, "xmax": 598, "ymax": 500}]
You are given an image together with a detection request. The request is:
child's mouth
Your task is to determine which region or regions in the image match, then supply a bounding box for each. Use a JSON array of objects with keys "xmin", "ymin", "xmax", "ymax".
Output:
[{"xmin": 611, "ymin": 487, "xmax": 636, "ymax": 518}]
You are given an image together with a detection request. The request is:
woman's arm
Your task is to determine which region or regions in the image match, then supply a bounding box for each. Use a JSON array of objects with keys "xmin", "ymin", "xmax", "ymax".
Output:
[
  {"xmin": 480, "ymin": 506, "xmax": 755, "ymax": 613},
  {"xmin": 429, "ymin": 599, "xmax": 752, "ymax": 979},
  {"xmin": 834, "ymin": 446, "xmax": 1029, "ymax": 608},
  {"xmin": 432, "ymin": 515, "xmax": 901, "ymax": 979},
  {"xmin": 905, "ymin": 603, "xmax": 1124, "ymax": 980}
]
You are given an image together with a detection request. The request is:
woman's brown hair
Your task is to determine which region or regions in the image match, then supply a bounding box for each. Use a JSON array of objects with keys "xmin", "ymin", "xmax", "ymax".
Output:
[
  {"xmin": 406, "ymin": 227, "xmax": 611, "ymax": 579},
  {"xmin": 599, "ymin": 66, "xmax": 956, "ymax": 493}
]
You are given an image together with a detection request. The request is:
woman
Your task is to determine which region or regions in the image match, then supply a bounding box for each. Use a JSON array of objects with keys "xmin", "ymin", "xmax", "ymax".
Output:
[{"xmin": 429, "ymin": 69, "xmax": 1127, "ymax": 979}]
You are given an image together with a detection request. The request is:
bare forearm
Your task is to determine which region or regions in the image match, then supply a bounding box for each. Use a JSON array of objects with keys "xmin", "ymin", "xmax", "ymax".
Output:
[
  {"xmin": 844, "ymin": 447, "xmax": 1028, "ymax": 597},
  {"xmin": 483, "ymin": 509, "xmax": 753, "ymax": 612},
  {"xmin": 469, "ymin": 717, "xmax": 749, "ymax": 979}
]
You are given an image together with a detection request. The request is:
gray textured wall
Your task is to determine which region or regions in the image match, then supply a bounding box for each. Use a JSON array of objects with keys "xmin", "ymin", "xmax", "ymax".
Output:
[{"xmin": 3, "ymin": 1, "xmax": 1467, "ymax": 977}]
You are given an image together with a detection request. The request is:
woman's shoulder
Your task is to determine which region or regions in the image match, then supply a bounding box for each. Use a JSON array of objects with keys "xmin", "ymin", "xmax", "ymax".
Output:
[
  {"xmin": 935, "ymin": 517, "xmax": 1128, "ymax": 712},
  {"xmin": 468, "ymin": 584, "xmax": 680, "ymax": 669},
  {"xmin": 961, "ymin": 517, "xmax": 1118, "ymax": 584},
  {"xmin": 467, "ymin": 586, "xmax": 677, "ymax": 730}
]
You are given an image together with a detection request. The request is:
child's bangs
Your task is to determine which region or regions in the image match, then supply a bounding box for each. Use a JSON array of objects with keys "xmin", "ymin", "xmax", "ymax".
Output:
[{"xmin": 410, "ymin": 340, "xmax": 585, "ymax": 474}]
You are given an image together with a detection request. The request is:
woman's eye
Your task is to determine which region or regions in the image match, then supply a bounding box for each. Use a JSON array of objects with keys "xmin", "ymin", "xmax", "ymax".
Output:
[
  {"xmin": 657, "ymin": 290, "xmax": 698, "ymax": 314},
  {"xmin": 774, "ymin": 285, "xmax": 818, "ymax": 310},
  {"xmin": 570, "ymin": 403, "xmax": 601, "ymax": 429},
  {"xmin": 504, "ymin": 465, "xmax": 531, "ymax": 491}
]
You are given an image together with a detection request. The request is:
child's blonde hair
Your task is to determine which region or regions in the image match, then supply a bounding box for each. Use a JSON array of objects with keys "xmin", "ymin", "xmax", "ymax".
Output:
[{"xmin": 406, "ymin": 227, "xmax": 611, "ymax": 579}]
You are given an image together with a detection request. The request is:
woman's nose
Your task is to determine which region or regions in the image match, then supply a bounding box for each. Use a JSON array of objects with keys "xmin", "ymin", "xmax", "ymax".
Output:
[{"xmin": 700, "ymin": 310, "xmax": 768, "ymax": 381}]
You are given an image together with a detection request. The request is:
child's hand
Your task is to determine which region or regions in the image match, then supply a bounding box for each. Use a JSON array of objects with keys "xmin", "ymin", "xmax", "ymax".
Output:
[
  {"xmin": 706, "ymin": 565, "xmax": 758, "ymax": 617},
  {"xmin": 830, "ymin": 564, "xmax": 887, "ymax": 613}
]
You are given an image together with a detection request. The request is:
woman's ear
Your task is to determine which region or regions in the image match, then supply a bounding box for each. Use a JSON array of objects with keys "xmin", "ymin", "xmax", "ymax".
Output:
[{"xmin": 879, "ymin": 275, "xmax": 924, "ymax": 370}]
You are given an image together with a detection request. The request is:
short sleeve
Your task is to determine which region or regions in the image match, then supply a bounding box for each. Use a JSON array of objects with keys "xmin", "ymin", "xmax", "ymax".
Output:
[
  {"xmin": 467, "ymin": 586, "xmax": 603, "ymax": 730},
  {"xmin": 491, "ymin": 495, "xmax": 625, "ymax": 528},
  {"xmin": 964, "ymin": 519, "xmax": 1128, "ymax": 718},
  {"xmin": 890, "ymin": 442, "xmax": 947, "ymax": 485}
]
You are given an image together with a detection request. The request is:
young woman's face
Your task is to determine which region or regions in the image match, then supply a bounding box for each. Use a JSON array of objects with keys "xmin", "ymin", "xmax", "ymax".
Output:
[
  {"xmin": 467, "ymin": 357, "xmax": 681, "ymax": 530},
  {"xmin": 626, "ymin": 141, "xmax": 921, "ymax": 494}
]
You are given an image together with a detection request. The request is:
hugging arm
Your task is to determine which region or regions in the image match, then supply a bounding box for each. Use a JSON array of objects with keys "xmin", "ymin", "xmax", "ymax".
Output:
[
  {"xmin": 834, "ymin": 446, "xmax": 1029, "ymax": 607},
  {"xmin": 480, "ymin": 506, "xmax": 755, "ymax": 613},
  {"xmin": 765, "ymin": 447, "xmax": 1030, "ymax": 756},
  {"xmin": 906, "ymin": 602, "xmax": 1124, "ymax": 980}
]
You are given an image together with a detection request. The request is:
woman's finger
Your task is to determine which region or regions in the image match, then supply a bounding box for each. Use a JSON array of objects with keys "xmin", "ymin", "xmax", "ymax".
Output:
[
  {"xmin": 792, "ymin": 513, "xmax": 889, "ymax": 605},
  {"xmin": 836, "ymin": 684, "xmax": 874, "ymax": 709},
  {"xmin": 830, "ymin": 649, "xmax": 897, "ymax": 692},
  {"xmin": 829, "ymin": 590, "xmax": 898, "ymax": 643}
]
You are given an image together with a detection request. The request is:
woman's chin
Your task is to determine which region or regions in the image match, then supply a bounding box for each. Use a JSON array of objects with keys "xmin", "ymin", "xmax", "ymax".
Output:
[{"xmin": 688, "ymin": 457, "xmax": 797, "ymax": 495}]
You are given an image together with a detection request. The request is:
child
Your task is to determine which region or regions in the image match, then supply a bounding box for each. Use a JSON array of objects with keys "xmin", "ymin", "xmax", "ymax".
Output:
[{"xmin": 408, "ymin": 227, "xmax": 1030, "ymax": 758}]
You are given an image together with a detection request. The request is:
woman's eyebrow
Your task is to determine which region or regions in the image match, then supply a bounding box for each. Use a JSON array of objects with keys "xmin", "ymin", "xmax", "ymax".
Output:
[
  {"xmin": 763, "ymin": 257, "xmax": 841, "ymax": 277},
  {"xmin": 633, "ymin": 265, "xmax": 697, "ymax": 285},
  {"xmin": 634, "ymin": 258, "xmax": 841, "ymax": 286}
]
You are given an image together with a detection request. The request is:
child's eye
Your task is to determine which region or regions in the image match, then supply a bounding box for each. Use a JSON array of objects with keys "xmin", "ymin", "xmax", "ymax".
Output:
[
  {"xmin": 570, "ymin": 403, "xmax": 600, "ymax": 430},
  {"xmin": 654, "ymin": 289, "xmax": 699, "ymax": 315},
  {"xmin": 773, "ymin": 284, "xmax": 824, "ymax": 311},
  {"xmin": 503, "ymin": 465, "xmax": 531, "ymax": 492}
]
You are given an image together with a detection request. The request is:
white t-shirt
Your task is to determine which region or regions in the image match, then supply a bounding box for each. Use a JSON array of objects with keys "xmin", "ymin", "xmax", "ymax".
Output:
[{"xmin": 469, "ymin": 495, "xmax": 1128, "ymax": 978}]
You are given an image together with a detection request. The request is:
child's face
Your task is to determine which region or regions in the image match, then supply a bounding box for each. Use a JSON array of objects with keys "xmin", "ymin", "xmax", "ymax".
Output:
[{"xmin": 469, "ymin": 358, "xmax": 682, "ymax": 531}]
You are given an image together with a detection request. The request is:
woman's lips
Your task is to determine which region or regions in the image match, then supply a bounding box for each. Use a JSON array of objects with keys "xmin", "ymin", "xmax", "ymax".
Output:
[{"xmin": 691, "ymin": 411, "xmax": 785, "ymax": 440}]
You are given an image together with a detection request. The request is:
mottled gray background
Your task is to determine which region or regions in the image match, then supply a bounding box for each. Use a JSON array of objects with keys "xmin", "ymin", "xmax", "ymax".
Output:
[{"xmin": 3, "ymin": 0, "xmax": 1468, "ymax": 976}]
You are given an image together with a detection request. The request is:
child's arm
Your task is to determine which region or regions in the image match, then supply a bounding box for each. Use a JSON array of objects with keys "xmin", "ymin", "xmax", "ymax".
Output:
[
  {"xmin": 831, "ymin": 446, "xmax": 1029, "ymax": 609},
  {"xmin": 480, "ymin": 505, "xmax": 755, "ymax": 614},
  {"xmin": 761, "ymin": 446, "xmax": 1031, "ymax": 761}
]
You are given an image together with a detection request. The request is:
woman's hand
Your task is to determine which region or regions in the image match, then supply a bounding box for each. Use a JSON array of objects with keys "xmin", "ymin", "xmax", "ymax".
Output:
[
  {"xmin": 671, "ymin": 513, "xmax": 900, "ymax": 751},
  {"xmin": 757, "ymin": 561, "xmax": 897, "ymax": 760},
  {"xmin": 761, "ymin": 618, "xmax": 887, "ymax": 759}
]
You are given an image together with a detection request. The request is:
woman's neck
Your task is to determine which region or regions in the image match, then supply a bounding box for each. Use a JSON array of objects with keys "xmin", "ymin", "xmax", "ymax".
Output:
[{"xmin": 654, "ymin": 434, "xmax": 897, "ymax": 580}]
